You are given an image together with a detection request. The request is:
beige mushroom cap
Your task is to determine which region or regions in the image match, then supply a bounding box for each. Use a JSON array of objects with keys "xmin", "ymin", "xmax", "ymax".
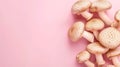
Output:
[
  {"xmin": 99, "ymin": 27, "xmax": 120, "ymax": 49},
  {"xmin": 115, "ymin": 9, "xmax": 120, "ymax": 22},
  {"xmin": 90, "ymin": 0, "xmax": 112, "ymax": 12},
  {"xmin": 68, "ymin": 21, "xmax": 84, "ymax": 42},
  {"xmin": 76, "ymin": 50, "xmax": 90, "ymax": 63},
  {"xmin": 86, "ymin": 18, "xmax": 104, "ymax": 31},
  {"xmin": 107, "ymin": 46, "xmax": 120, "ymax": 58},
  {"xmin": 72, "ymin": 0, "xmax": 91, "ymax": 14},
  {"xmin": 87, "ymin": 42, "xmax": 108, "ymax": 54}
]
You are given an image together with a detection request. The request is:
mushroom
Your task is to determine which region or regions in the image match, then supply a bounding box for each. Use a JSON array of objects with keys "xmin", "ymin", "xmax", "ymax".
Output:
[
  {"xmin": 68, "ymin": 21, "xmax": 94, "ymax": 42},
  {"xmin": 90, "ymin": 0, "xmax": 112, "ymax": 25},
  {"xmin": 98, "ymin": 27, "xmax": 120, "ymax": 49},
  {"xmin": 86, "ymin": 18, "xmax": 104, "ymax": 40},
  {"xmin": 76, "ymin": 50, "xmax": 95, "ymax": 67},
  {"xmin": 112, "ymin": 9, "xmax": 120, "ymax": 29},
  {"xmin": 107, "ymin": 46, "xmax": 120, "ymax": 67},
  {"xmin": 115, "ymin": 9, "xmax": 120, "ymax": 23},
  {"xmin": 72, "ymin": 0, "xmax": 93, "ymax": 20},
  {"xmin": 87, "ymin": 42, "xmax": 108, "ymax": 65}
]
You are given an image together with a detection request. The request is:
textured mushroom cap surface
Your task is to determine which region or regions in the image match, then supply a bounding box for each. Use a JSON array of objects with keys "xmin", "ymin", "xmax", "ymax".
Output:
[
  {"xmin": 68, "ymin": 21, "xmax": 84, "ymax": 42},
  {"xmin": 115, "ymin": 9, "xmax": 120, "ymax": 22},
  {"xmin": 107, "ymin": 46, "xmax": 120, "ymax": 58},
  {"xmin": 76, "ymin": 51, "xmax": 90, "ymax": 63},
  {"xmin": 87, "ymin": 42, "xmax": 108, "ymax": 54},
  {"xmin": 90, "ymin": 0, "xmax": 112, "ymax": 12},
  {"xmin": 72, "ymin": 0, "xmax": 91, "ymax": 14},
  {"xmin": 99, "ymin": 27, "xmax": 120, "ymax": 49},
  {"xmin": 86, "ymin": 18, "xmax": 104, "ymax": 31}
]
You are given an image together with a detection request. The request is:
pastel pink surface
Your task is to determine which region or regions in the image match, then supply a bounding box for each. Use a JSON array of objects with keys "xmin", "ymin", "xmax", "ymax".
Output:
[{"xmin": 0, "ymin": 0, "xmax": 119, "ymax": 67}]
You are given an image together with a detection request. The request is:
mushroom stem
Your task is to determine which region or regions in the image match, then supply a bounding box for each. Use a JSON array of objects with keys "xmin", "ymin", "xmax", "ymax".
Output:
[
  {"xmin": 98, "ymin": 11, "xmax": 113, "ymax": 25},
  {"xmin": 95, "ymin": 54, "xmax": 105, "ymax": 65},
  {"xmin": 85, "ymin": 60, "xmax": 95, "ymax": 67},
  {"xmin": 81, "ymin": 10, "xmax": 93, "ymax": 20},
  {"xmin": 111, "ymin": 56, "xmax": 120, "ymax": 67},
  {"xmin": 112, "ymin": 21, "xmax": 120, "ymax": 30},
  {"xmin": 82, "ymin": 31, "xmax": 94, "ymax": 42},
  {"xmin": 111, "ymin": 21, "xmax": 120, "ymax": 30},
  {"xmin": 93, "ymin": 30, "xmax": 99, "ymax": 40},
  {"xmin": 111, "ymin": 20, "xmax": 118, "ymax": 28}
]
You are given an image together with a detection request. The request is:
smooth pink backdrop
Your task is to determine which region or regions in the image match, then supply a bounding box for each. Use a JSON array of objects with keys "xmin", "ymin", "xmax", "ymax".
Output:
[{"xmin": 0, "ymin": 0, "xmax": 119, "ymax": 67}]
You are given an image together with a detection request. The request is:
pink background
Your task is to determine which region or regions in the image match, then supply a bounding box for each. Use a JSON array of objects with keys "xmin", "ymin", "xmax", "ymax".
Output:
[{"xmin": 0, "ymin": 0, "xmax": 119, "ymax": 67}]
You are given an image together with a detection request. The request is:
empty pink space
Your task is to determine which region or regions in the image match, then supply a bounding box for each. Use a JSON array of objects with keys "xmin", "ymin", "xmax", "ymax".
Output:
[{"xmin": 0, "ymin": 0, "xmax": 119, "ymax": 67}]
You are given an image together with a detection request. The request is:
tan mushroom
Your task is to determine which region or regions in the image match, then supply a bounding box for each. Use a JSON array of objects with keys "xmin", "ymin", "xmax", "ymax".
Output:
[
  {"xmin": 90, "ymin": 0, "xmax": 112, "ymax": 25},
  {"xmin": 76, "ymin": 50, "xmax": 95, "ymax": 67},
  {"xmin": 115, "ymin": 9, "xmax": 120, "ymax": 23},
  {"xmin": 68, "ymin": 21, "xmax": 94, "ymax": 42},
  {"xmin": 72, "ymin": 0, "xmax": 93, "ymax": 20},
  {"xmin": 98, "ymin": 27, "xmax": 120, "ymax": 49},
  {"xmin": 112, "ymin": 9, "xmax": 120, "ymax": 29},
  {"xmin": 107, "ymin": 46, "xmax": 120, "ymax": 67},
  {"xmin": 86, "ymin": 18, "xmax": 104, "ymax": 40},
  {"xmin": 87, "ymin": 42, "xmax": 108, "ymax": 65}
]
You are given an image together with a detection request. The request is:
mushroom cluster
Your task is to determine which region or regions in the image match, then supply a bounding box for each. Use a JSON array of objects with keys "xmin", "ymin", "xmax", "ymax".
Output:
[{"xmin": 68, "ymin": 0, "xmax": 120, "ymax": 67}]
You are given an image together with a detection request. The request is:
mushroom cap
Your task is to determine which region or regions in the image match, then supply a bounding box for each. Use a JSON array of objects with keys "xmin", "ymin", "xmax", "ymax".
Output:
[
  {"xmin": 86, "ymin": 18, "xmax": 104, "ymax": 31},
  {"xmin": 107, "ymin": 46, "xmax": 120, "ymax": 58},
  {"xmin": 115, "ymin": 9, "xmax": 120, "ymax": 22},
  {"xmin": 68, "ymin": 21, "xmax": 84, "ymax": 42},
  {"xmin": 87, "ymin": 42, "xmax": 108, "ymax": 54},
  {"xmin": 98, "ymin": 27, "xmax": 120, "ymax": 49},
  {"xmin": 76, "ymin": 50, "xmax": 90, "ymax": 63},
  {"xmin": 72, "ymin": 0, "xmax": 91, "ymax": 15},
  {"xmin": 90, "ymin": 0, "xmax": 112, "ymax": 12}
]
